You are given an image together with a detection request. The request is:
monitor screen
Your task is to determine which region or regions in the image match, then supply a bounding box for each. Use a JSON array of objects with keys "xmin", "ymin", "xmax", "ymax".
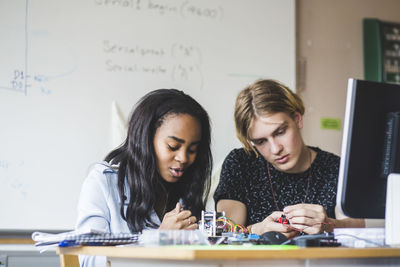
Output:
[{"xmin": 337, "ymin": 78, "xmax": 400, "ymax": 219}]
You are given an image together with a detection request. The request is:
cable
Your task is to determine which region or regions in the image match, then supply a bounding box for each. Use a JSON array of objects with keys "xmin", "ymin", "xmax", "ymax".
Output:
[{"xmin": 334, "ymin": 233, "xmax": 389, "ymax": 247}]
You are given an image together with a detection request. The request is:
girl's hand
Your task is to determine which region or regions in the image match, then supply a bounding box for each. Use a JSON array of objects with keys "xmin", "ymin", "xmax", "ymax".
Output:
[{"xmin": 159, "ymin": 202, "xmax": 198, "ymax": 230}]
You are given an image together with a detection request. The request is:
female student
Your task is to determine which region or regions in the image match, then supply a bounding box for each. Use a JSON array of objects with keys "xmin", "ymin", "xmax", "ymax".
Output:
[
  {"xmin": 214, "ymin": 79, "xmax": 364, "ymax": 238},
  {"xmin": 76, "ymin": 89, "xmax": 212, "ymax": 266}
]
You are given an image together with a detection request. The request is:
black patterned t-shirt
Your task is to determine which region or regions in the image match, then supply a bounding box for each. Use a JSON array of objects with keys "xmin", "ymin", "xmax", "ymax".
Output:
[{"xmin": 213, "ymin": 146, "xmax": 340, "ymax": 226}]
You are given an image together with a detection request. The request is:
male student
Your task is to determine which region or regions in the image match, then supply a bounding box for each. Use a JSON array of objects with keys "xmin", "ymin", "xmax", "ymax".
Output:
[{"xmin": 214, "ymin": 79, "xmax": 364, "ymax": 238}]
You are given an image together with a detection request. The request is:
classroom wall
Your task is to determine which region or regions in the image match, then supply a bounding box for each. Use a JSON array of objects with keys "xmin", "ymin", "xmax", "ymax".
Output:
[
  {"xmin": 297, "ymin": 0, "xmax": 400, "ymax": 155},
  {"xmin": 0, "ymin": 0, "xmax": 295, "ymax": 231}
]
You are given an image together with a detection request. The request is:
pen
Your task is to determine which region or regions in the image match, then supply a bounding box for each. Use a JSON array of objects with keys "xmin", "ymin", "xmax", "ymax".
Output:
[{"xmin": 58, "ymin": 240, "xmax": 81, "ymax": 247}]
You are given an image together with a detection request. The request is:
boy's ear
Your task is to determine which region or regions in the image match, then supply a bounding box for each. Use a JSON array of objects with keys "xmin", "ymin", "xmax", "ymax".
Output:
[{"xmin": 294, "ymin": 112, "xmax": 303, "ymax": 129}]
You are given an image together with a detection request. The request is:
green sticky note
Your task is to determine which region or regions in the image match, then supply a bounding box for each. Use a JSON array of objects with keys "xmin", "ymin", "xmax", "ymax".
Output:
[{"xmin": 320, "ymin": 118, "xmax": 341, "ymax": 130}]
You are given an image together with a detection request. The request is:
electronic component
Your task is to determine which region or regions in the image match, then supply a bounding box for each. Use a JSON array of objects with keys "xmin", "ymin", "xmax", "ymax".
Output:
[
  {"xmin": 277, "ymin": 214, "xmax": 290, "ymax": 224},
  {"xmin": 199, "ymin": 211, "xmax": 225, "ymax": 236},
  {"xmin": 288, "ymin": 232, "xmax": 340, "ymax": 247}
]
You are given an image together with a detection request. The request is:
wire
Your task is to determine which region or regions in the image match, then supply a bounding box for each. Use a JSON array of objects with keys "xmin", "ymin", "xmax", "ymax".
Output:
[
  {"xmin": 280, "ymin": 232, "xmax": 388, "ymax": 247},
  {"xmin": 334, "ymin": 233, "xmax": 388, "ymax": 247},
  {"xmin": 216, "ymin": 216, "xmax": 248, "ymax": 233}
]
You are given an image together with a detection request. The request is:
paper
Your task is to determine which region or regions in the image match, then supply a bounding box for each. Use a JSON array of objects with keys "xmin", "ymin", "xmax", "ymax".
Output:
[
  {"xmin": 32, "ymin": 227, "xmax": 106, "ymax": 243},
  {"xmin": 320, "ymin": 118, "xmax": 341, "ymax": 130},
  {"xmin": 31, "ymin": 227, "xmax": 106, "ymax": 252}
]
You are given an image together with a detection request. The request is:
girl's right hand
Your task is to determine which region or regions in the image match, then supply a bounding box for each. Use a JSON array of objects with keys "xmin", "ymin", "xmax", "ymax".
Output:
[{"xmin": 159, "ymin": 202, "xmax": 198, "ymax": 230}]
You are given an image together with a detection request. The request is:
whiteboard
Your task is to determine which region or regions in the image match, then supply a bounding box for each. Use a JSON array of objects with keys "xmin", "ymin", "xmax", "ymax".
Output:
[{"xmin": 0, "ymin": 0, "xmax": 295, "ymax": 231}]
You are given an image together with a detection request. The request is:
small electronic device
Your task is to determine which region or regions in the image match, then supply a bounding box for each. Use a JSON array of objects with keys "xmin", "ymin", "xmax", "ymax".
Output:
[
  {"xmin": 199, "ymin": 211, "xmax": 225, "ymax": 236},
  {"xmin": 277, "ymin": 214, "xmax": 289, "ymax": 224},
  {"xmin": 290, "ymin": 232, "xmax": 340, "ymax": 247},
  {"xmin": 199, "ymin": 211, "xmax": 249, "ymax": 236},
  {"xmin": 258, "ymin": 231, "xmax": 288, "ymax": 245}
]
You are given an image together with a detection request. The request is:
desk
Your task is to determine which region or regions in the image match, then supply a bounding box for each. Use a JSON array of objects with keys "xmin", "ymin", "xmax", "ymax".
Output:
[
  {"xmin": 0, "ymin": 237, "xmax": 59, "ymax": 267},
  {"xmin": 0, "ymin": 244, "xmax": 59, "ymax": 267},
  {"xmin": 57, "ymin": 245, "xmax": 400, "ymax": 267}
]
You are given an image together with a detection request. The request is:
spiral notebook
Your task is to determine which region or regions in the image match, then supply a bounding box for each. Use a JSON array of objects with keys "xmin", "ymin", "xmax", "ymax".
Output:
[
  {"xmin": 32, "ymin": 228, "xmax": 139, "ymax": 251},
  {"xmin": 58, "ymin": 233, "xmax": 139, "ymax": 247}
]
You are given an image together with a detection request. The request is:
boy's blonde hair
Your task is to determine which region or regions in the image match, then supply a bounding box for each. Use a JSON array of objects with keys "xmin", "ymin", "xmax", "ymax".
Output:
[{"xmin": 234, "ymin": 79, "xmax": 304, "ymax": 154}]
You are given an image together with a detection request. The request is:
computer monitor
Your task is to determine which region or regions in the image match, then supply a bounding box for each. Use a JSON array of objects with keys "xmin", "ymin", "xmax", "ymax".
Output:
[{"xmin": 337, "ymin": 78, "xmax": 400, "ymax": 219}]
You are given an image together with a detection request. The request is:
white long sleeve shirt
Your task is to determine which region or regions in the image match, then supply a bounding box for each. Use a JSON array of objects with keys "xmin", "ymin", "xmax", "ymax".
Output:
[{"xmin": 76, "ymin": 162, "xmax": 160, "ymax": 267}]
